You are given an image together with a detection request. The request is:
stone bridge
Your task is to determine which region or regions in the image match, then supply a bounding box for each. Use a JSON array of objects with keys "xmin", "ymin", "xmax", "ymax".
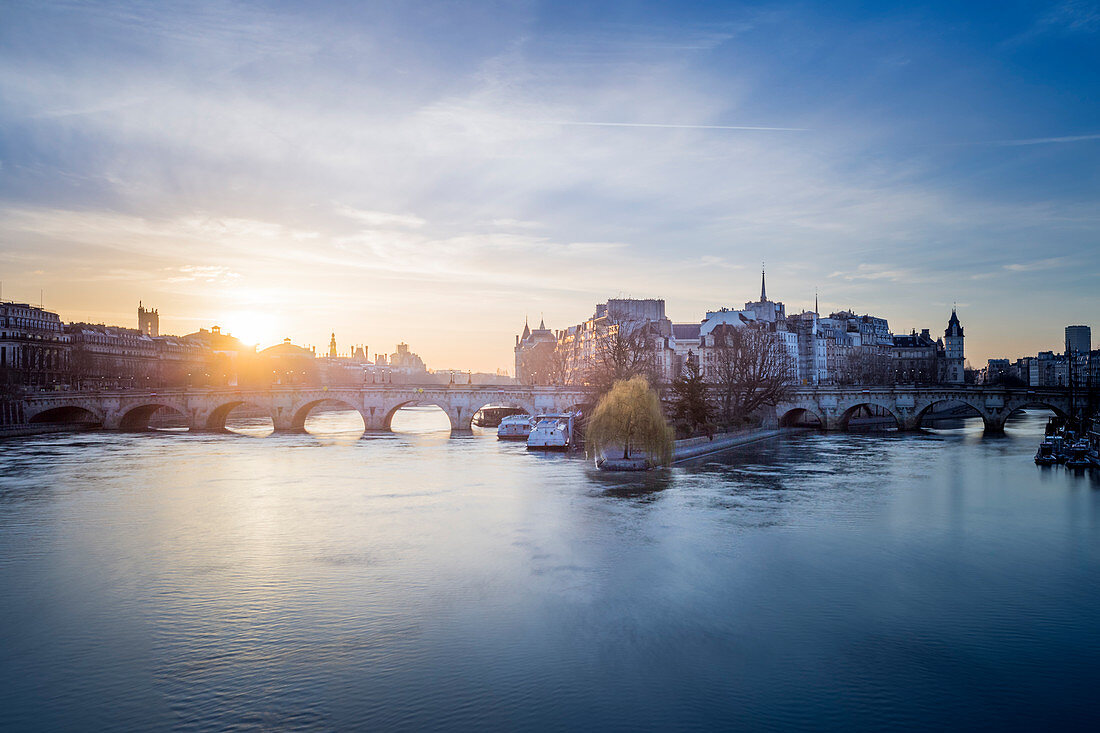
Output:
[
  {"xmin": 774, "ymin": 386, "xmax": 1074, "ymax": 433},
  {"xmin": 17, "ymin": 384, "xmax": 1077, "ymax": 435},
  {"xmin": 21, "ymin": 384, "xmax": 589, "ymax": 433}
]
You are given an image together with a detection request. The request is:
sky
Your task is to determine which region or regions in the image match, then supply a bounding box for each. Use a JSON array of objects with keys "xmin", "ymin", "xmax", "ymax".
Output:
[{"xmin": 1, "ymin": 0, "xmax": 1098, "ymax": 372}]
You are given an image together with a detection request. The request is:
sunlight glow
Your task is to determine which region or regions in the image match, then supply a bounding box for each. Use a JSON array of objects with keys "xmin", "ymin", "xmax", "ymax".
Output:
[{"xmin": 223, "ymin": 311, "xmax": 279, "ymax": 348}]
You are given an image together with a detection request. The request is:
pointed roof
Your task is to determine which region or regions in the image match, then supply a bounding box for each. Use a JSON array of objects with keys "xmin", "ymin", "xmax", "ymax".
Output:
[
  {"xmin": 760, "ymin": 264, "xmax": 767, "ymax": 301},
  {"xmin": 538, "ymin": 316, "xmax": 546, "ymax": 330},
  {"xmin": 945, "ymin": 308, "xmax": 963, "ymax": 338},
  {"xmin": 521, "ymin": 318, "xmax": 531, "ymax": 341}
]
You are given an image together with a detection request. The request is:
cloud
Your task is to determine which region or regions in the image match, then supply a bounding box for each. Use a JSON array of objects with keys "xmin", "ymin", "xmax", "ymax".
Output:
[
  {"xmin": 984, "ymin": 133, "xmax": 1100, "ymax": 146},
  {"xmin": 163, "ymin": 265, "xmax": 242, "ymax": 284},
  {"xmin": 829, "ymin": 264, "xmax": 920, "ymax": 283},
  {"xmin": 1003, "ymin": 0, "xmax": 1100, "ymax": 46},
  {"xmin": 336, "ymin": 206, "xmax": 428, "ymax": 230},
  {"xmin": 1, "ymin": 1, "xmax": 1098, "ymax": 369},
  {"xmin": 1003, "ymin": 257, "xmax": 1066, "ymax": 272},
  {"xmin": 531, "ymin": 120, "xmax": 808, "ymax": 132}
]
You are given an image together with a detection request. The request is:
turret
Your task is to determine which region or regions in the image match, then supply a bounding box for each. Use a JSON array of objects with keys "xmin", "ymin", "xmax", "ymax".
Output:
[{"xmin": 943, "ymin": 308, "xmax": 964, "ymax": 384}]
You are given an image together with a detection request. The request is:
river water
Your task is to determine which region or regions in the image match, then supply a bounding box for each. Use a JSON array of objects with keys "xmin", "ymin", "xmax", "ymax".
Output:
[{"xmin": 1, "ymin": 408, "xmax": 1098, "ymax": 731}]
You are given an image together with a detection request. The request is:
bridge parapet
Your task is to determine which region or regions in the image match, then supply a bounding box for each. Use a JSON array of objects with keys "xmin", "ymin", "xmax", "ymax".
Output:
[
  {"xmin": 19, "ymin": 384, "xmax": 590, "ymax": 434},
  {"xmin": 776, "ymin": 386, "xmax": 1072, "ymax": 433}
]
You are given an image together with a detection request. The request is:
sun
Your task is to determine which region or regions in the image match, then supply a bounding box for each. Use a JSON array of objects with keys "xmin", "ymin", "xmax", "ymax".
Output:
[{"xmin": 223, "ymin": 311, "xmax": 278, "ymax": 348}]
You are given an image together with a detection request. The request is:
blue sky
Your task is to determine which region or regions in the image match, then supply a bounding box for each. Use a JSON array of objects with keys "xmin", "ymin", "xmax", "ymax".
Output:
[{"xmin": 1, "ymin": 0, "xmax": 1097, "ymax": 370}]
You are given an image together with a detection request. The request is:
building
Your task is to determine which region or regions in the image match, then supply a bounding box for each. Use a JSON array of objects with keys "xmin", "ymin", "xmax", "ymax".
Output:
[
  {"xmin": 151, "ymin": 334, "xmax": 215, "ymax": 388},
  {"xmin": 137, "ymin": 302, "xmax": 159, "ymax": 337},
  {"xmin": 670, "ymin": 321, "xmax": 703, "ymax": 374},
  {"xmin": 1066, "ymin": 325, "xmax": 1091, "ymax": 355},
  {"xmin": 551, "ymin": 299, "xmax": 676, "ymax": 385},
  {"xmin": 787, "ymin": 311, "xmax": 828, "ymax": 385},
  {"xmin": 891, "ymin": 329, "xmax": 941, "ymax": 384},
  {"xmin": 514, "ymin": 318, "xmax": 559, "ymax": 385},
  {"xmin": 0, "ymin": 302, "xmax": 69, "ymax": 388},
  {"xmin": 66, "ymin": 323, "xmax": 159, "ymax": 390},
  {"xmin": 742, "ymin": 267, "xmax": 786, "ymax": 323},
  {"xmin": 182, "ymin": 326, "xmax": 258, "ymax": 386},
  {"xmin": 389, "ymin": 343, "xmax": 427, "ymax": 374},
  {"xmin": 982, "ymin": 358, "xmax": 1011, "ymax": 385},
  {"xmin": 942, "ymin": 309, "xmax": 965, "ymax": 384},
  {"xmin": 259, "ymin": 338, "xmax": 318, "ymax": 385}
]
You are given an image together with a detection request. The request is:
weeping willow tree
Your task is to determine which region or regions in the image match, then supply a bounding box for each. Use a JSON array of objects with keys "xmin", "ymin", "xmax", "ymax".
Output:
[{"xmin": 585, "ymin": 376, "xmax": 674, "ymax": 466}]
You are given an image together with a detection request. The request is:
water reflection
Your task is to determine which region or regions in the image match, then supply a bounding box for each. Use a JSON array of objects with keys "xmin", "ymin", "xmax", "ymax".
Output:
[
  {"xmin": 389, "ymin": 405, "xmax": 451, "ymax": 435},
  {"xmin": 1, "ymin": 410, "xmax": 1099, "ymax": 730}
]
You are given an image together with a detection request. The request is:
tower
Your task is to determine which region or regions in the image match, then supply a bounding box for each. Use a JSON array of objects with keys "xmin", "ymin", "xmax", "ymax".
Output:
[
  {"xmin": 743, "ymin": 265, "xmax": 784, "ymax": 323},
  {"xmin": 328, "ymin": 332, "xmax": 337, "ymax": 358},
  {"xmin": 1065, "ymin": 325, "xmax": 1091, "ymax": 355},
  {"xmin": 943, "ymin": 308, "xmax": 964, "ymax": 384},
  {"xmin": 137, "ymin": 301, "xmax": 159, "ymax": 337}
]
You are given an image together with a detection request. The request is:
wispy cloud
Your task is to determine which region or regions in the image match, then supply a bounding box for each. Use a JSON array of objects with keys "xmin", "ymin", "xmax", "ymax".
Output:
[
  {"xmin": 984, "ymin": 133, "xmax": 1100, "ymax": 146},
  {"xmin": 163, "ymin": 265, "xmax": 242, "ymax": 284},
  {"xmin": 1003, "ymin": 257, "xmax": 1066, "ymax": 272},
  {"xmin": 1003, "ymin": 0, "xmax": 1100, "ymax": 46},
  {"xmin": 829, "ymin": 264, "xmax": 921, "ymax": 283},
  {"xmin": 533, "ymin": 121, "xmax": 808, "ymax": 132},
  {"xmin": 337, "ymin": 206, "xmax": 428, "ymax": 230}
]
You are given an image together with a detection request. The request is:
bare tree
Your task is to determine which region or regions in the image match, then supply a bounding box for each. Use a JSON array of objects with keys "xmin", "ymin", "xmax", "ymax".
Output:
[
  {"xmin": 584, "ymin": 322, "xmax": 660, "ymax": 398},
  {"xmin": 708, "ymin": 323, "xmax": 795, "ymax": 425},
  {"xmin": 842, "ymin": 347, "xmax": 893, "ymax": 386}
]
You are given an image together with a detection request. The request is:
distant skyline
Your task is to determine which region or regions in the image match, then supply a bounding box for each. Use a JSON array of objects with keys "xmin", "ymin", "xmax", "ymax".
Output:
[{"xmin": 2, "ymin": 0, "xmax": 1098, "ymax": 371}]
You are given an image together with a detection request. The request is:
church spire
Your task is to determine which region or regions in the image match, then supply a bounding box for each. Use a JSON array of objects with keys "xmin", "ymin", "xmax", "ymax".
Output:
[
  {"xmin": 760, "ymin": 263, "xmax": 767, "ymax": 301},
  {"xmin": 815, "ymin": 288, "xmax": 819, "ymax": 315}
]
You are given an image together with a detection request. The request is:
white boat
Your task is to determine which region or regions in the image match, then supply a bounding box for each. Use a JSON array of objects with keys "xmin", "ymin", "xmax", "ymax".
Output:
[
  {"xmin": 526, "ymin": 413, "xmax": 575, "ymax": 451},
  {"xmin": 497, "ymin": 414, "xmax": 534, "ymax": 441}
]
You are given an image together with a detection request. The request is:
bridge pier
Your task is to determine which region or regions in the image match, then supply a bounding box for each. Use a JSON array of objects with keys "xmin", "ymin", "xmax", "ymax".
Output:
[
  {"xmin": 899, "ymin": 415, "xmax": 924, "ymax": 432},
  {"xmin": 447, "ymin": 406, "xmax": 472, "ymax": 432},
  {"xmin": 982, "ymin": 417, "xmax": 1006, "ymax": 434}
]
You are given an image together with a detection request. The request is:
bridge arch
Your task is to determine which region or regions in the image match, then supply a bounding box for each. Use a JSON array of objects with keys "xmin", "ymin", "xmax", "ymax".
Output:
[
  {"xmin": 116, "ymin": 403, "xmax": 190, "ymax": 431},
  {"xmin": 912, "ymin": 398, "xmax": 985, "ymax": 430},
  {"xmin": 384, "ymin": 400, "xmax": 459, "ymax": 432},
  {"xmin": 778, "ymin": 406, "xmax": 825, "ymax": 429},
  {"xmin": 289, "ymin": 398, "xmax": 368, "ymax": 433},
  {"xmin": 467, "ymin": 399, "xmax": 539, "ymax": 432},
  {"xmin": 838, "ymin": 401, "xmax": 902, "ymax": 431},
  {"xmin": 995, "ymin": 400, "xmax": 1070, "ymax": 433},
  {"xmin": 203, "ymin": 400, "xmax": 275, "ymax": 432},
  {"xmin": 27, "ymin": 404, "xmax": 103, "ymax": 426}
]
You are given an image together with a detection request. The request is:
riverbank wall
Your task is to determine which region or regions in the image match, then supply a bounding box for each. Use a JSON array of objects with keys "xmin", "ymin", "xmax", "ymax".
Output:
[
  {"xmin": 671, "ymin": 428, "xmax": 785, "ymax": 464},
  {"xmin": 0, "ymin": 423, "xmax": 99, "ymax": 440}
]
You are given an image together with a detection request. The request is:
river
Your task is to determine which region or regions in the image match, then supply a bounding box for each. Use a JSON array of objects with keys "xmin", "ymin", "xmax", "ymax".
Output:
[{"xmin": 1, "ymin": 408, "xmax": 1098, "ymax": 731}]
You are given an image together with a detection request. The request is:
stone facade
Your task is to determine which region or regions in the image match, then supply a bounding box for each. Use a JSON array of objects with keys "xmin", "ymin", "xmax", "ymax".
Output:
[{"xmin": 0, "ymin": 302, "xmax": 69, "ymax": 388}]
